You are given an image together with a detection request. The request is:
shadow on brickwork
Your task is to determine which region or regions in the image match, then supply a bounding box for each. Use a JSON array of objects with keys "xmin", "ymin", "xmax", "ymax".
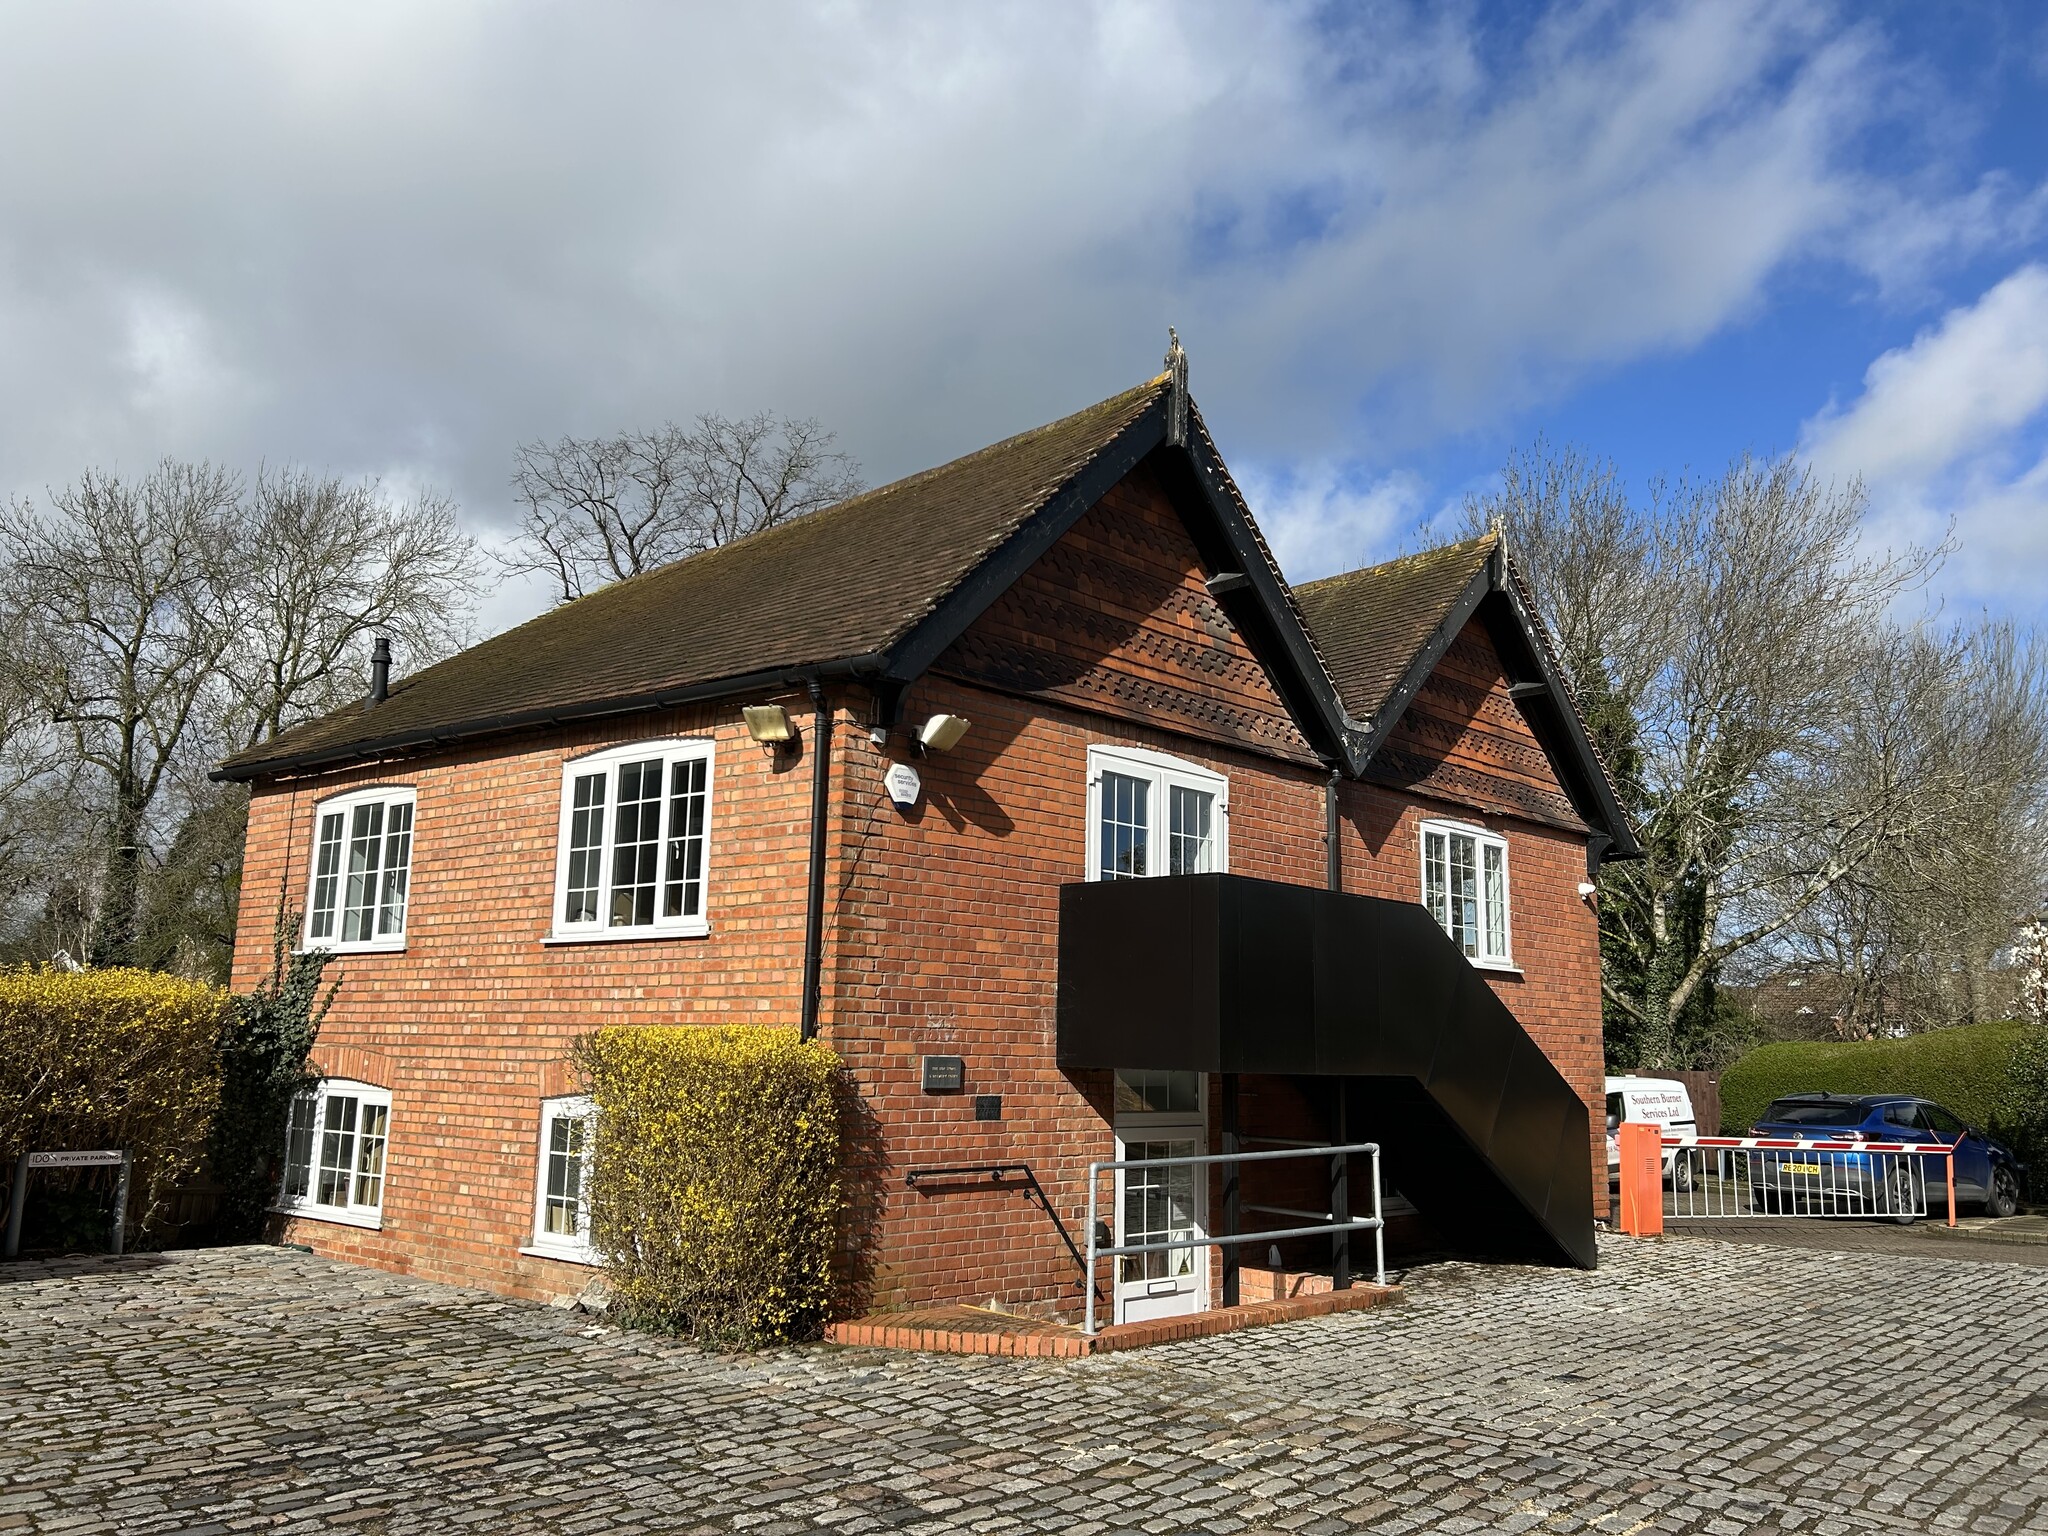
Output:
[{"xmin": 830, "ymin": 1066, "xmax": 886, "ymax": 1323}]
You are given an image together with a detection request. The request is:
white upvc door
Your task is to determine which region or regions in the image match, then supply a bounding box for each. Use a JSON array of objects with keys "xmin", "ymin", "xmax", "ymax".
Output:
[{"xmin": 1113, "ymin": 1127, "xmax": 1208, "ymax": 1324}]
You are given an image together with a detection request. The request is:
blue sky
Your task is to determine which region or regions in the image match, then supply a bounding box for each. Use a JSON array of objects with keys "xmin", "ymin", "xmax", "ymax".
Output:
[{"xmin": 0, "ymin": 1, "xmax": 2043, "ymax": 636}]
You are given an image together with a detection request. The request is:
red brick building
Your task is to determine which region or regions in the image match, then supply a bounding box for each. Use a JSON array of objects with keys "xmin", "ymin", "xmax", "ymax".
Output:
[{"xmin": 220, "ymin": 360, "xmax": 1636, "ymax": 1323}]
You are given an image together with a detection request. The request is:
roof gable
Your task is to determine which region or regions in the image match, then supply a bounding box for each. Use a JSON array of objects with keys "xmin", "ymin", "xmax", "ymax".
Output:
[
  {"xmin": 936, "ymin": 454, "xmax": 1315, "ymax": 760},
  {"xmin": 1296, "ymin": 538, "xmax": 1640, "ymax": 859}
]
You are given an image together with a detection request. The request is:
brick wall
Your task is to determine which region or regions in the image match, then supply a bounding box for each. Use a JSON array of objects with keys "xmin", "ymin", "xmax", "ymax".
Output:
[{"xmin": 229, "ymin": 460, "xmax": 1609, "ymax": 1309}]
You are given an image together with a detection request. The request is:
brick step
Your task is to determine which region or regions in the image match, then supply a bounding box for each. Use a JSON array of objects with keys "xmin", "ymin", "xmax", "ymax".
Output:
[{"xmin": 824, "ymin": 1282, "xmax": 1403, "ymax": 1357}]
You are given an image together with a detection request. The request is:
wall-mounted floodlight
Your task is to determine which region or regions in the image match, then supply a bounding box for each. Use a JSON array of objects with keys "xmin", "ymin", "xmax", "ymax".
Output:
[
  {"xmin": 744, "ymin": 704, "xmax": 798, "ymax": 757},
  {"xmin": 917, "ymin": 714, "xmax": 971, "ymax": 753}
]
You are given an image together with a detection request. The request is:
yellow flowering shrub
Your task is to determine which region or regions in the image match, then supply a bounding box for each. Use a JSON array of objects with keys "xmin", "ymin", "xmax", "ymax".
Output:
[
  {"xmin": 0, "ymin": 967, "xmax": 227, "ymax": 1244},
  {"xmin": 573, "ymin": 1025, "xmax": 842, "ymax": 1347}
]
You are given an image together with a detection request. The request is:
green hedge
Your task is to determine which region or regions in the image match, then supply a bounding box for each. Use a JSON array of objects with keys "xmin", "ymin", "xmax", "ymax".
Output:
[
  {"xmin": 1720, "ymin": 1021, "xmax": 2043, "ymax": 1152},
  {"xmin": 573, "ymin": 1025, "xmax": 841, "ymax": 1348}
]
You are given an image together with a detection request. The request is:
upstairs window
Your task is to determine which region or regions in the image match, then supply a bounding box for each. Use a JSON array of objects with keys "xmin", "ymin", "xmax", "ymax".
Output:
[
  {"xmin": 304, "ymin": 787, "xmax": 415, "ymax": 952},
  {"xmin": 1086, "ymin": 746, "xmax": 1227, "ymax": 881},
  {"xmin": 278, "ymin": 1079, "xmax": 391, "ymax": 1229},
  {"xmin": 526, "ymin": 1096, "xmax": 597, "ymax": 1265},
  {"xmin": 1421, "ymin": 820, "xmax": 1511, "ymax": 966},
  {"xmin": 552, "ymin": 740, "xmax": 714, "ymax": 941}
]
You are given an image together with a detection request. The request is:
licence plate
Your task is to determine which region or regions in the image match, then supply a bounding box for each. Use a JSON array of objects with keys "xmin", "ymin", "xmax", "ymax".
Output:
[{"xmin": 1784, "ymin": 1161, "xmax": 1822, "ymax": 1175}]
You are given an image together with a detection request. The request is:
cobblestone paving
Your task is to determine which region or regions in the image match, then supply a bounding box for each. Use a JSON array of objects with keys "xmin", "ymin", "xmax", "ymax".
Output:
[{"xmin": 3, "ymin": 1234, "xmax": 2045, "ymax": 1534}]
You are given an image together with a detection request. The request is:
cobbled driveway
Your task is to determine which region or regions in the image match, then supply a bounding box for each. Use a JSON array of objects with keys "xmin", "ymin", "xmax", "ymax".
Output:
[{"xmin": 3, "ymin": 1235, "xmax": 2045, "ymax": 1535}]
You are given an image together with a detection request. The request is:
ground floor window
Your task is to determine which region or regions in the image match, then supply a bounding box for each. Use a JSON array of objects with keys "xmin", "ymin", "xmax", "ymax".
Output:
[
  {"xmin": 278, "ymin": 1080, "xmax": 391, "ymax": 1228},
  {"xmin": 525, "ymin": 1096, "xmax": 597, "ymax": 1264}
]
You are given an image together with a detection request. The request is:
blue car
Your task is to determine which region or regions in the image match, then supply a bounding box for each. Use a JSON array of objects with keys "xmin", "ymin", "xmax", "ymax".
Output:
[{"xmin": 1748, "ymin": 1094, "xmax": 2025, "ymax": 1223}]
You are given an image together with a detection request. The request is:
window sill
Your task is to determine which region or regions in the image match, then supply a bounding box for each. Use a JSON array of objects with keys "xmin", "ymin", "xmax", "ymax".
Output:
[
  {"xmin": 1468, "ymin": 959, "xmax": 1524, "ymax": 978},
  {"xmin": 543, "ymin": 923, "xmax": 710, "ymax": 946},
  {"xmin": 520, "ymin": 1243, "xmax": 603, "ymax": 1268},
  {"xmin": 297, "ymin": 940, "xmax": 407, "ymax": 957},
  {"xmin": 273, "ymin": 1204, "xmax": 384, "ymax": 1232}
]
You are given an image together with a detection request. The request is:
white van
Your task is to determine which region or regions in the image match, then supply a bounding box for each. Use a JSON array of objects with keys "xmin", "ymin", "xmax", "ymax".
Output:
[{"xmin": 1605, "ymin": 1076, "xmax": 1700, "ymax": 1191}]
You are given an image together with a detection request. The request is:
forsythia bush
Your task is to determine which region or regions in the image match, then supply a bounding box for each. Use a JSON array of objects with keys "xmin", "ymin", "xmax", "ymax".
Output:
[
  {"xmin": 0, "ymin": 967, "xmax": 228, "ymax": 1241},
  {"xmin": 573, "ymin": 1025, "xmax": 842, "ymax": 1347}
]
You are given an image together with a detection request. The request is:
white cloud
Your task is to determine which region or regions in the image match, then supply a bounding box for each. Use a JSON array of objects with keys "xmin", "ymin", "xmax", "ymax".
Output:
[
  {"xmin": 1802, "ymin": 266, "xmax": 2048, "ymax": 615},
  {"xmin": 1803, "ymin": 264, "xmax": 2048, "ymax": 483},
  {"xmin": 0, "ymin": 0, "xmax": 2031, "ymax": 595},
  {"xmin": 1232, "ymin": 461, "xmax": 1429, "ymax": 583}
]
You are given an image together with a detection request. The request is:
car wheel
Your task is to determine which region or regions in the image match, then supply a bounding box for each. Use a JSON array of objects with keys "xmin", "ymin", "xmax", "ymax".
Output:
[
  {"xmin": 1888, "ymin": 1163, "xmax": 1918, "ymax": 1226},
  {"xmin": 1672, "ymin": 1154, "xmax": 1695, "ymax": 1194},
  {"xmin": 1986, "ymin": 1165, "xmax": 2021, "ymax": 1220}
]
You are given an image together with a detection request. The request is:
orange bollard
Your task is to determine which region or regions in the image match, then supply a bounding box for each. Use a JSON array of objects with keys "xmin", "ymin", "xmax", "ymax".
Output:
[{"xmin": 1616, "ymin": 1122, "xmax": 1664, "ymax": 1237}]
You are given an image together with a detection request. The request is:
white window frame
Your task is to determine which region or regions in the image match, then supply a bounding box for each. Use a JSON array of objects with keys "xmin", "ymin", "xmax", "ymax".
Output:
[
  {"xmin": 1419, "ymin": 818, "xmax": 1514, "ymax": 969},
  {"xmin": 1085, "ymin": 745, "xmax": 1229, "ymax": 882},
  {"xmin": 547, "ymin": 738, "xmax": 716, "ymax": 943},
  {"xmin": 274, "ymin": 1078, "xmax": 392, "ymax": 1230},
  {"xmin": 522, "ymin": 1095, "xmax": 599, "ymax": 1266},
  {"xmin": 302, "ymin": 786, "xmax": 417, "ymax": 954}
]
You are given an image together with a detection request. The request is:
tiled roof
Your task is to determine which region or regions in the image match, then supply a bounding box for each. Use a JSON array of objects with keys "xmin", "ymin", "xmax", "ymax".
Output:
[
  {"xmin": 219, "ymin": 378, "xmax": 1167, "ymax": 779},
  {"xmin": 1292, "ymin": 535, "xmax": 1497, "ymax": 722}
]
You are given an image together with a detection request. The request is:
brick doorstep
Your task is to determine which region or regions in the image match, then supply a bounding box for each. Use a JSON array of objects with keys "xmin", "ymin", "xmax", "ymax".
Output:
[{"xmin": 823, "ymin": 1283, "xmax": 1404, "ymax": 1358}]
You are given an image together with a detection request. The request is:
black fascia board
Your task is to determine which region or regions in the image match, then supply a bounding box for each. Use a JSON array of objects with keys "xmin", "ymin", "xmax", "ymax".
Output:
[
  {"xmin": 1483, "ymin": 561, "xmax": 1642, "ymax": 860},
  {"xmin": 1172, "ymin": 420, "xmax": 1371, "ymax": 770},
  {"xmin": 1353, "ymin": 561, "xmax": 1495, "ymax": 767},
  {"xmin": 877, "ymin": 396, "xmax": 1171, "ymax": 687},
  {"xmin": 210, "ymin": 652, "xmax": 889, "ymax": 783}
]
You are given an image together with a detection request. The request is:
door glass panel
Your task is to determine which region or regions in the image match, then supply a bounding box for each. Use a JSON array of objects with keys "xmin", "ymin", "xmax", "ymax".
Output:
[
  {"xmin": 1120, "ymin": 1139, "xmax": 1198, "ymax": 1283},
  {"xmin": 1114, "ymin": 1071, "xmax": 1200, "ymax": 1115}
]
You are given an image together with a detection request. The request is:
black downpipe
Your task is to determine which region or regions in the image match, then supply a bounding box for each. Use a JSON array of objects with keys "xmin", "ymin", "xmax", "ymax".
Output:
[
  {"xmin": 1325, "ymin": 768, "xmax": 1342, "ymax": 892},
  {"xmin": 800, "ymin": 679, "xmax": 833, "ymax": 1041}
]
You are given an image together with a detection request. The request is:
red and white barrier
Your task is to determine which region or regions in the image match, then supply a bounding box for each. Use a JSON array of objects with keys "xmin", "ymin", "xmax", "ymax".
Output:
[{"xmin": 1613, "ymin": 1125, "xmax": 1956, "ymax": 1230}]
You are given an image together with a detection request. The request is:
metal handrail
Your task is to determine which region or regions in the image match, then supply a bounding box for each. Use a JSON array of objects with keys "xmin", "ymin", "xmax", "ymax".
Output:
[{"xmin": 1084, "ymin": 1140, "xmax": 1385, "ymax": 1334}]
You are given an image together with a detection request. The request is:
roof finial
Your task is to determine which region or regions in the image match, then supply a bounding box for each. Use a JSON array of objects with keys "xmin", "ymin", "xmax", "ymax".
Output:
[{"xmin": 1165, "ymin": 327, "xmax": 1189, "ymax": 447}]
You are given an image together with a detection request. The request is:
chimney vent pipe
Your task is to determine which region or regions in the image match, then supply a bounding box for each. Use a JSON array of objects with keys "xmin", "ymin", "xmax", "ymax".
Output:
[{"xmin": 364, "ymin": 636, "xmax": 392, "ymax": 711}]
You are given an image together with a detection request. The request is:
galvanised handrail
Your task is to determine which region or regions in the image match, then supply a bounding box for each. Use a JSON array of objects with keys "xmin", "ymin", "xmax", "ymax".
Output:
[{"xmin": 1084, "ymin": 1140, "xmax": 1384, "ymax": 1334}]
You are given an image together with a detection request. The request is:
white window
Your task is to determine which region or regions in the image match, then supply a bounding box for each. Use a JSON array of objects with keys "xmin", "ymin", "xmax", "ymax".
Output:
[
  {"xmin": 304, "ymin": 787, "xmax": 416, "ymax": 952},
  {"xmin": 524, "ymin": 1096, "xmax": 598, "ymax": 1265},
  {"xmin": 1421, "ymin": 820, "xmax": 1512, "ymax": 966},
  {"xmin": 1086, "ymin": 746, "xmax": 1227, "ymax": 882},
  {"xmin": 550, "ymin": 739, "xmax": 715, "ymax": 941},
  {"xmin": 277, "ymin": 1079, "xmax": 391, "ymax": 1229}
]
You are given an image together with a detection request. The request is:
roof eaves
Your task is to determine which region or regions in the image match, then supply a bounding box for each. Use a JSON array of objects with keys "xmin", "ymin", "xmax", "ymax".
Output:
[{"xmin": 212, "ymin": 650, "xmax": 890, "ymax": 782}]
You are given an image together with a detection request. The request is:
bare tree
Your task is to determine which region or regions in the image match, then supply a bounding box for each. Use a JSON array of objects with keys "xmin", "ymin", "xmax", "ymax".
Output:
[
  {"xmin": 218, "ymin": 468, "xmax": 480, "ymax": 750},
  {"xmin": 0, "ymin": 463, "xmax": 245, "ymax": 966},
  {"xmin": 1468, "ymin": 449, "xmax": 1953, "ymax": 1068},
  {"xmin": 0, "ymin": 462, "xmax": 479, "ymax": 973},
  {"xmin": 502, "ymin": 412, "xmax": 863, "ymax": 603}
]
